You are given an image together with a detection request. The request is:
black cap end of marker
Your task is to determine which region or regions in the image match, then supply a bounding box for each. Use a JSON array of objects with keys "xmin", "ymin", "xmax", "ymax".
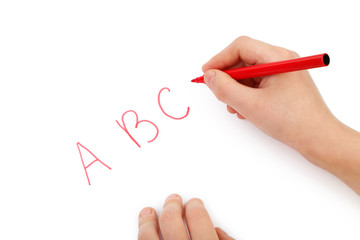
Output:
[{"xmin": 323, "ymin": 54, "xmax": 330, "ymax": 66}]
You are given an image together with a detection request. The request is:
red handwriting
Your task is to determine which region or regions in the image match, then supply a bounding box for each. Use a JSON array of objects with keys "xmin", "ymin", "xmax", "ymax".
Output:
[
  {"xmin": 158, "ymin": 87, "xmax": 190, "ymax": 120},
  {"xmin": 77, "ymin": 142, "xmax": 112, "ymax": 185},
  {"xmin": 78, "ymin": 86, "xmax": 190, "ymax": 185},
  {"xmin": 116, "ymin": 110, "xmax": 159, "ymax": 148}
]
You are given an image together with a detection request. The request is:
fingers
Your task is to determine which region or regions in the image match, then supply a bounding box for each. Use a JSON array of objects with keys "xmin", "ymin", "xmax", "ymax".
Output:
[
  {"xmin": 139, "ymin": 196, "xmax": 225, "ymax": 240},
  {"xmin": 138, "ymin": 207, "xmax": 160, "ymax": 240},
  {"xmin": 159, "ymin": 194, "xmax": 189, "ymax": 240},
  {"xmin": 202, "ymin": 36, "xmax": 297, "ymax": 72},
  {"xmin": 215, "ymin": 227, "xmax": 235, "ymax": 240},
  {"xmin": 227, "ymin": 105, "xmax": 237, "ymax": 114},
  {"xmin": 202, "ymin": 36, "xmax": 275, "ymax": 72},
  {"xmin": 227, "ymin": 105, "xmax": 245, "ymax": 119},
  {"xmin": 184, "ymin": 198, "xmax": 218, "ymax": 240},
  {"xmin": 204, "ymin": 70, "xmax": 257, "ymax": 116}
]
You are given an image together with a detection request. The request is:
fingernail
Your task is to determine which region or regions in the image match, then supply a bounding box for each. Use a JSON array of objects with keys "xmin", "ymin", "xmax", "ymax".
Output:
[
  {"xmin": 139, "ymin": 207, "xmax": 153, "ymax": 218},
  {"xmin": 166, "ymin": 193, "xmax": 180, "ymax": 202},
  {"xmin": 204, "ymin": 71, "xmax": 215, "ymax": 86}
]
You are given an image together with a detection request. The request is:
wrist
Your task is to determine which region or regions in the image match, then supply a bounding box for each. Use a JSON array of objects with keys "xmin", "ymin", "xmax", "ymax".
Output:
[
  {"xmin": 298, "ymin": 116, "xmax": 344, "ymax": 171},
  {"xmin": 298, "ymin": 116, "xmax": 360, "ymax": 194}
]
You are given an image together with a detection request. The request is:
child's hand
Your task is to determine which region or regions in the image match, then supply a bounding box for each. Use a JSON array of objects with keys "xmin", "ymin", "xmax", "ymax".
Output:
[
  {"xmin": 138, "ymin": 194, "xmax": 234, "ymax": 240},
  {"xmin": 202, "ymin": 36, "xmax": 360, "ymax": 195},
  {"xmin": 202, "ymin": 36, "xmax": 334, "ymax": 154}
]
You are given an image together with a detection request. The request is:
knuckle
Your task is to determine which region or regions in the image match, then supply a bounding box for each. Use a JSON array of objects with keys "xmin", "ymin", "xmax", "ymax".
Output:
[
  {"xmin": 290, "ymin": 50, "xmax": 300, "ymax": 58},
  {"xmin": 235, "ymin": 35, "xmax": 251, "ymax": 44},
  {"xmin": 277, "ymin": 48, "xmax": 299, "ymax": 60},
  {"xmin": 159, "ymin": 211, "xmax": 171, "ymax": 224},
  {"xmin": 138, "ymin": 229, "xmax": 153, "ymax": 240},
  {"xmin": 159, "ymin": 207, "xmax": 179, "ymax": 225},
  {"xmin": 138, "ymin": 221, "xmax": 157, "ymax": 240}
]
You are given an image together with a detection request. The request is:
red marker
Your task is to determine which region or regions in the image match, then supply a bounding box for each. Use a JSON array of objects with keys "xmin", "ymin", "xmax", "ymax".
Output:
[{"xmin": 191, "ymin": 53, "xmax": 330, "ymax": 83}]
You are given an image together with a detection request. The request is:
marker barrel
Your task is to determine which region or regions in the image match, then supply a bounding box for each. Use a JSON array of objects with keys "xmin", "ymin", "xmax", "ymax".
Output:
[{"xmin": 192, "ymin": 53, "xmax": 330, "ymax": 83}]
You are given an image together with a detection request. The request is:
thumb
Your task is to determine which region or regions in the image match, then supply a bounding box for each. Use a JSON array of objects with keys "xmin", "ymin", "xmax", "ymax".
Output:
[{"xmin": 204, "ymin": 70, "xmax": 256, "ymax": 112}]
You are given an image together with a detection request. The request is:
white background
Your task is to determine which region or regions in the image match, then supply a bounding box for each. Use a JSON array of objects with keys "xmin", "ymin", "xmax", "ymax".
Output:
[{"xmin": 1, "ymin": 0, "xmax": 360, "ymax": 239}]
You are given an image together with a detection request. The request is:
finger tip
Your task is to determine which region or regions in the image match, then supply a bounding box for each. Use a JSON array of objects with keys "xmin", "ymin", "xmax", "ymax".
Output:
[
  {"xmin": 237, "ymin": 113, "xmax": 246, "ymax": 119},
  {"xmin": 164, "ymin": 193, "xmax": 182, "ymax": 207},
  {"xmin": 201, "ymin": 66, "xmax": 206, "ymax": 73},
  {"xmin": 139, "ymin": 207, "xmax": 155, "ymax": 218},
  {"xmin": 138, "ymin": 208, "xmax": 160, "ymax": 240},
  {"xmin": 165, "ymin": 193, "xmax": 181, "ymax": 201},
  {"xmin": 215, "ymin": 227, "xmax": 223, "ymax": 233},
  {"xmin": 184, "ymin": 197, "xmax": 204, "ymax": 209},
  {"xmin": 202, "ymin": 59, "xmax": 211, "ymax": 70},
  {"xmin": 215, "ymin": 227, "xmax": 232, "ymax": 238},
  {"xmin": 202, "ymin": 61, "xmax": 216, "ymax": 73}
]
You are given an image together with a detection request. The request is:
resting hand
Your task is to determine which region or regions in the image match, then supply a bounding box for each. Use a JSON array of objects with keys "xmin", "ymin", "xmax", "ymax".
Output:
[{"xmin": 138, "ymin": 194, "xmax": 234, "ymax": 240}]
